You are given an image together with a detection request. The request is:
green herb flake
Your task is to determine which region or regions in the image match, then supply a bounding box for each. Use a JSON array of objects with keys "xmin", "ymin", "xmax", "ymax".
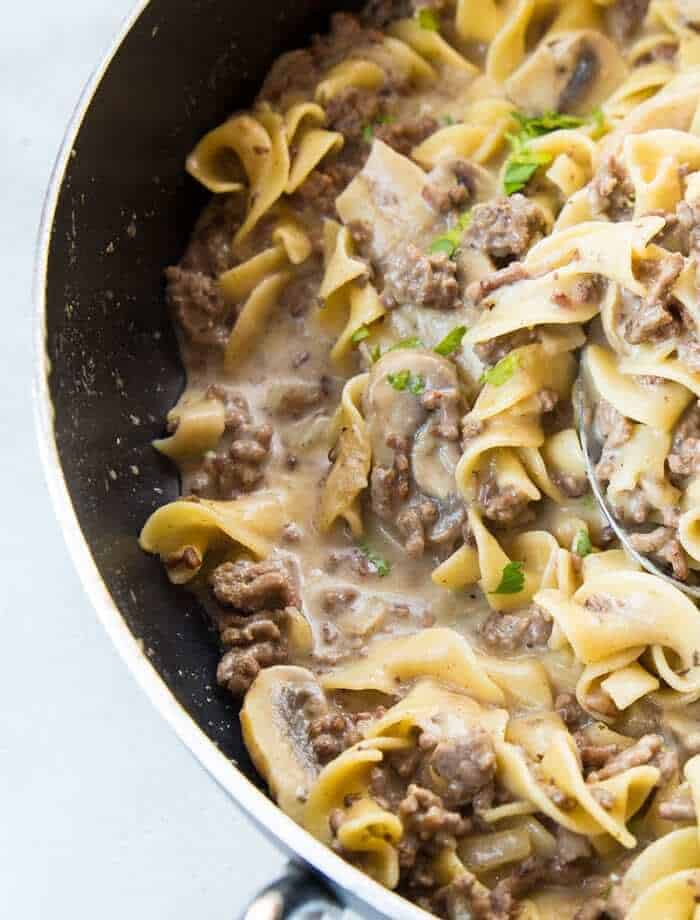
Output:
[
  {"xmin": 581, "ymin": 492, "xmax": 596, "ymax": 510},
  {"xmin": 590, "ymin": 107, "xmax": 607, "ymax": 140},
  {"xmin": 362, "ymin": 123, "xmax": 374, "ymax": 143},
  {"xmin": 387, "ymin": 369, "xmax": 411, "ymax": 391},
  {"xmin": 573, "ymin": 529, "xmax": 593, "ymax": 558},
  {"xmin": 416, "ymin": 7, "xmax": 440, "ymax": 30},
  {"xmin": 408, "ymin": 373, "xmax": 426, "ymax": 395},
  {"xmin": 387, "ymin": 370, "xmax": 425, "ymax": 394},
  {"xmin": 429, "ymin": 237, "xmax": 459, "ymax": 257},
  {"xmin": 388, "ymin": 336, "xmax": 425, "ymax": 351},
  {"xmin": 442, "ymin": 114, "xmax": 456, "ymax": 126},
  {"xmin": 434, "ymin": 325, "xmax": 467, "ymax": 356},
  {"xmin": 503, "ymin": 145, "xmax": 552, "ymax": 195},
  {"xmin": 480, "ymin": 352, "xmax": 521, "ymax": 387},
  {"xmin": 358, "ymin": 540, "xmax": 391, "ymax": 577},
  {"xmin": 513, "ymin": 110, "xmax": 587, "ymax": 138},
  {"xmin": 351, "ymin": 325, "xmax": 371, "ymax": 344},
  {"xmin": 503, "ymin": 109, "xmax": 604, "ymax": 195},
  {"xmin": 370, "ymin": 344, "xmax": 383, "ymax": 363},
  {"xmin": 491, "ymin": 561, "xmax": 525, "ymax": 595},
  {"xmin": 428, "ymin": 210, "xmax": 472, "ymax": 258}
]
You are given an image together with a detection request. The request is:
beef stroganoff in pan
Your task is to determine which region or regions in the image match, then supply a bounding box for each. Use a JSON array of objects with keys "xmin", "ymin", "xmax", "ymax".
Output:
[{"xmin": 140, "ymin": 0, "xmax": 700, "ymax": 915}]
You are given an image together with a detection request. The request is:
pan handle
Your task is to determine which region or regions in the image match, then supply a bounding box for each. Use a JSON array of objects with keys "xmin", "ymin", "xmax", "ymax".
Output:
[{"xmin": 241, "ymin": 863, "xmax": 344, "ymax": 920}]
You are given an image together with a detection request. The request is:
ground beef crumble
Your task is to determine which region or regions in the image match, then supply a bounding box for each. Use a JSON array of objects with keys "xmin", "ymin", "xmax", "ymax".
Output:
[
  {"xmin": 381, "ymin": 243, "xmax": 461, "ymax": 310},
  {"xmin": 370, "ymin": 434, "xmax": 411, "ymax": 519},
  {"xmin": 398, "ymin": 784, "xmax": 472, "ymax": 873},
  {"xmin": 464, "ymin": 195, "xmax": 546, "ymax": 265},
  {"xmin": 477, "ymin": 470, "xmax": 533, "ymax": 526},
  {"xmin": 259, "ymin": 13, "xmax": 383, "ymax": 104},
  {"xmin": 658, "ymin": 787, "xmax": 697, "ymax": 821},
  {"xmin": 421, "ymin": 729, "xmax": 497, "ymax": 807},
  {"xmin": 308, "ymin": 713, "xmax": 362, "ymax": 763},
  {"xmin": 586, "ymin": 734, "xmax": 666, "ymax": 783},
  {"xmin": 268, "ymin": 378, "xmax": 332, "ymax": 418},
  {"xmin": 594, "ymin": 399, "xmax": 633, "ymax": 449},
  {"xmin": 472, "ymin": 328, "xmax": 538, "ymax": 367},
  {"xmin": 556, "ymin": 692, "xmax": 589, "ymax": 731},
  {"xmin": 210, "ymin": 558, "xmax": 299, "ymax": 612},
  {"xmin": 629, "ymin": 526, "xmax": 688, "ymax": 579},
  {"xmin": 588, "ymin": 155, "xmax": 635, "ymax": 219},
  {"xmin": 552, "ymin": 470, "xmax": 589, "ymax": 498},
  {"xmin": 216, "ymin": 607, "xmax": 295, "ymax": 696},
  {"xmin": 325, "ymin": 86, "xmax": 390, "ymax": 141},
  {"xmin": 676, "ymin": 199, "xmax": 700, "ymax": 257},
  {"xmin": 669, "ymin": 400, "xmax": 700, "ymax": 479},
  {"xmin": 422, "ymin": 159, "xmax": 479, "ymax": 214},
  {"xmin": 165, "ymin": 267, "xmax": 230, "ymax": 347},
  {"xmin": 479, "ymin": 606, "xmax": 553, "ymax": 654},
  {"xmin": 466, "ymin": 262, "xmax": 530, "ymax": 304},
  {"xmin": 208, "ymin": 559, "xmax": 304, "ymax": 695},
  {"xmin": 396, "ymin": 500, "xmax": 440, "ymax": 558},
  {"xmin": 624, "ymin": 253, "xmax": 684, "ymax": 345},
  {"xmin": 289, "ymin": 159, "xmax": 360, "ymax": 218},
  {"xmin": 165, "ymin": 197, "xmax": 242, "ymax": 347},
  {"xmin": 374, "ymin": 114, "xmax": 439, "ymax": 157},
  {"xmin": 189, "ymin": 389, "xmax": 273, "ymax": 498},
  {"xmin": 594, "ymin": 399, "xmax": 635, "ymax": 493}
]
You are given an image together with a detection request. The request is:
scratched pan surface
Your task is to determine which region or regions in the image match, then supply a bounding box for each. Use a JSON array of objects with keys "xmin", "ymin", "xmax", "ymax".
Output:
[{"xmin": 34, "ymin": 1, "xmax": 426, "ymax": 916}]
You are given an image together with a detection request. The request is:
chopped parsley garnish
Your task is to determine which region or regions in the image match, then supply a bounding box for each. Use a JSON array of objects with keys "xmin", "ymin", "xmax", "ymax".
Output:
[
  {"xmin": 428, "ymin": 210, "xmax": 472, "ymax": 259},
  {"xmin": 434, "ymin": 325, "xmax": 467, "ymax": 356},
  {"xmin": 590, "ymin": 107, "xmax": 607, "ymax": 140},
  {"xmin": 416, "ymin": 7, "xmax": 440, "ymax": 30},
  {"xmin": 491, "ymin": 561, "xmax": 525, "ymax": 595},
  {"xmin": 503, "ymin": 147, "xmax": 552, "ymax": 195},
  {"xmin": 503, "ymin": 109, "xmax": 606, "ymax": 195},
  {"xmin": 408, "ymin": 374, "xmax": 426, "ymax": 395},
  {"xmin": 480, "ymin": 352, "xmax": 521, "ymax": 387},
  {"xmin": 387, "ymin": 370, "xmax": 426, "ymax": 394},
  {"xmin": 430, "ymin": 237, "xmax": 459, "ymax": 257},
  {"xmin": 581, "ymin": 492, "xmax": 596, "ymax": 510},
  {"xmin": 513, "ymin": 110, "xmax": 587, "ymax": 138},
  {"xmin": 362, "ymin": 113, "xmax": 396, "ymax": 143},
  {"xmin": 358, "ymin": 540, "xmax": 391, "ymax": 577},
  {"xmin": 370, "ymin": 337, "xmax": 424, "ymax": 363},
  {"xmin": 351, "ymin": 325, "xmax": 371, "ymax": 344},
  {"xmin": 388, "ymin": 336, "xmax": 425, "ymax": 351},
  {"xmin": 573, "ymin": 529, "xmax": 593, "ymax": 557},
  {"xmin": 442, "ymin": 114, "xmax": 456, "ymax": 126}
]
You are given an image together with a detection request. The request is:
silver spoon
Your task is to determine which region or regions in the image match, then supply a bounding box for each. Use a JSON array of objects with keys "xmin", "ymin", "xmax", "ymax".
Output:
[{"xmin": 574, "ymin": 376, "xmax": 700, "ymax": 600}]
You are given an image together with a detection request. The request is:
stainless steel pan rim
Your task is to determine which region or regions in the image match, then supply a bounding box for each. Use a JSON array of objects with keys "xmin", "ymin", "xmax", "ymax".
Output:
[{"xmin": 31, "ymin": 3, "xmax": 425, "ymax": 917}]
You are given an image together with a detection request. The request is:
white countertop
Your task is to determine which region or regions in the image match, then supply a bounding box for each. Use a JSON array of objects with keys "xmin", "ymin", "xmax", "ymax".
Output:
[{"xmin": 1, "ymin": 1, "xmax": 289, "ymax": 915}]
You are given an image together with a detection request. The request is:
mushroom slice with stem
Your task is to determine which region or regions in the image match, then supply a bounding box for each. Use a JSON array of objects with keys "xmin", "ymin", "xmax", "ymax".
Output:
[
  {"xmin": 240, "ymin": 666, "xmax": 330, "ymax": 823},
  {"xmin": 506, "ymin": 30, "xmax": 627, "ymax": 116},
  {"xmin": 364, "ymin": 348, "xmax": 462, "ymax": 502}
]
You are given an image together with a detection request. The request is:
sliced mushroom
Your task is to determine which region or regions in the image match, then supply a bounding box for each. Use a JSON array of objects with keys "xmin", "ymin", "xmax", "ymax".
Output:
[
  {"xmin": 364, "ymin": 349, "xmax": 462, "ymax": 501},
  {"xmin": 506, "ymin": 30, "xmax": 627, "ymax": 115},
  {"xmin": 240, "ymin": 665, "xmax": 328, "ymax": 823}
]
